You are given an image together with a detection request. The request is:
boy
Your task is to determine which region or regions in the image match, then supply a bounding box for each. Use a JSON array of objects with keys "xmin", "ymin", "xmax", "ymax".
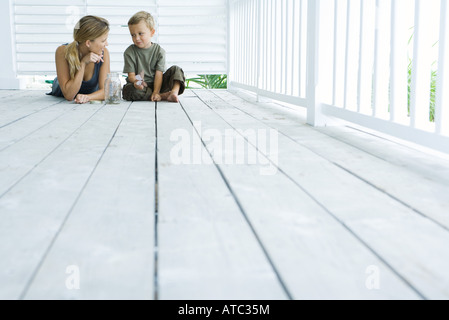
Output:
[{"xmin": 122, "ymin": 11, "xmax": 185, "ymax": 102}]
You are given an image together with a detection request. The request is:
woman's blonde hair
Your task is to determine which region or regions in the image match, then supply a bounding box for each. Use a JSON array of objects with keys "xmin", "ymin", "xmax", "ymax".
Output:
[
  {"xmin": 65, "ymin": 16, "xmax": 109, "ymax": 79},
  {"xmin": 128, "ymin": 11, "xmax": 155, "ymax": 31}
]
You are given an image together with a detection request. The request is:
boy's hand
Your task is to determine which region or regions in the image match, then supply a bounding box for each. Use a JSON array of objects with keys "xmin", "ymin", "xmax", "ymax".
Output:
[
  {"xmin": 151, "ymin": 93, "xmax": 161, "ymax": 102},
  {"xmin": 134, "ymin": 81, "xmax": 145, "ymax": 91}
]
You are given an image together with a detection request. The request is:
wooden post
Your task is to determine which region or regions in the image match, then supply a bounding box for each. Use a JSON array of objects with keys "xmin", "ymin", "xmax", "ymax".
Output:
[
  {"xmin": 306, "ymin": 0, "xmax": 326, "ymax": 126},
  {"xmin": 227, "ymin": 0, "xmax": 232, "ymax": 90}
]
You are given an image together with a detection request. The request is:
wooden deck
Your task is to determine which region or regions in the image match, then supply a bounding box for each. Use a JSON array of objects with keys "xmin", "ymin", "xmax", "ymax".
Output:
[{"xmin": 1, "ymin": 89, "xmax": 449, "ymax": 300}]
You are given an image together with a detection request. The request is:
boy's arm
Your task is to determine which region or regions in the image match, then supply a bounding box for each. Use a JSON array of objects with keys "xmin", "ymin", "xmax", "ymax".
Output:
[
  {"xmin": 151, "ymin": 47, "xmax": 166, "ymax": 101},
  {"xmin": 153, "ymin": 70, "xmax": 163, "ymax": 94},
  {"xmin": 127, "ymin": 72, "xmax": 137, "ymax": 84},
  {"xmin": 123, "ymin": 48, "xmax": 144, "ymax": 90},
  {"xmin": 151, "ymin": 71, "xmax": 163, "ymax": 101}
]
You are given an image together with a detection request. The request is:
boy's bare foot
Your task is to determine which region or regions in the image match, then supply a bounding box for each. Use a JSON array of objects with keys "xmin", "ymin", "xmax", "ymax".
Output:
[
  {"xmin": 159, "ymin": 90, "xmax": 179, "ymax": 102},
  {"xmin": 167, "ymin": 92, "xmax": 179, "ymax": 103},
  {"xmin": 159, "ymin": 92, "xmax": 170, "ymax": 100}
]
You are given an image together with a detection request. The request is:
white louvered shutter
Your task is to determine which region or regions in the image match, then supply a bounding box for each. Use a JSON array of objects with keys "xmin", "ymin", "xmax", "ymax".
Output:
[{"xmin": 12, "ymin": 0, "xmax": 227, "ymax": 76}]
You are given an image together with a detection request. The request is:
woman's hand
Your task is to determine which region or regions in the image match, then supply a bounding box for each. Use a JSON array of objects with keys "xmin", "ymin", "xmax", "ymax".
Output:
[
  {"xmin": 75, "ymin": 94, "xmax": 91, "ymax": 104},
  {"xmin": 81, "ymin": 51, "xmax": 104, "ymax": 66}
]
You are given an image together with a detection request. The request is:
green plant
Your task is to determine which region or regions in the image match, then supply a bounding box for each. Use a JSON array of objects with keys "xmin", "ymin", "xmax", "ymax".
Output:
[
  {"xmin": 407, "ymin": 59, "xmax": 437, "ymax": 122},
  {"xmin": 186, "ymin": 74, "xmax": 227, "ymax": 89},
  {"xmin": 407, "ymin": 25, "xmax": 438, "ymax": 122}
]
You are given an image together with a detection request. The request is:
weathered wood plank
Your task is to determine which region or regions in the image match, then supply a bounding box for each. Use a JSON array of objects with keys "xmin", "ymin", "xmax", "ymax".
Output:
[
  {"xmin": 184, "ymin": 92, "xmax": 420, "ymax": 299},
  {"xmin": 213, "ymin": 90, "xmax": 449, "ymax": 230},
  {"xmin": 315, "ymin": 125, "xmax": 449, "ymax": 183},
  {"xmin": 0, "ymin": 102, "xmax": 130, "ymax": 299},
  {"xmin": 196, "ymin": 89, "xmax": 449, "ymax": 299},
  {"xmin": 24, "ymin": 102, "xmax": 155, "ymax": 300},
  {"xmin": 0, "ymin": 103, "xmax": 104, "ymax": 197},
  {"xmin": 0, "ymin": 101, "xmax": 66, "ymax": 129},
  {"xmin": 156, "ymin": 100, "xmax": 286, "ymax": 299},
  {"xmin": 0, "ymin": 100, "xmax": 75, "ymax": 152},
  {"xmin": 0, "ymin": 90, "xmax": 25, "ymax": 99},
  {"xmin": 0, "ymin": 91, "xmax": 60, "ymax": 123}
]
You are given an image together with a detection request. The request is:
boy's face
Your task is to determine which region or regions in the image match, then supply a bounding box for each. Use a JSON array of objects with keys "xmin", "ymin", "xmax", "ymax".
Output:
[{"xmin": 129, "ymin": 21, "xmax": 155, "ymax": 49}]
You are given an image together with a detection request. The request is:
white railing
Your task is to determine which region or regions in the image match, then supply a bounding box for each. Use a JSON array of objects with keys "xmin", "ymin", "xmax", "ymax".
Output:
[
  {"xmin": 229, "ymin": 0, "xmax": 309, "ymax": 106},
  {"xmin": 229, "ymin": 0, "xmax": 449, "ymax": 154}
]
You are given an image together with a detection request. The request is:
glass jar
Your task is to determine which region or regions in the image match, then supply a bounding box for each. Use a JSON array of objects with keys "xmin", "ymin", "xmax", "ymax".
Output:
[{"xmin": 104, "ymin": 73, "xmax": 122, "ymax": 104}]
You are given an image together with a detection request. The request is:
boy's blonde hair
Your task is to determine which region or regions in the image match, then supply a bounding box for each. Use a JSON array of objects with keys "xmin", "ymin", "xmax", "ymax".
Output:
[
  {"xmin": 65, "ymin": 15, "xmax": 109, "ymax": 79},
  {"xmin": 128, "ymin": 11, "xmax": 155, "ymax": 31}
]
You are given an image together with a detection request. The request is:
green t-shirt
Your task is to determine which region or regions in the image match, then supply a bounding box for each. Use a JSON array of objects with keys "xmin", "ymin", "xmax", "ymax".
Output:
[{"xmin": 123, "ymin": 43, "xmax": 166, "ymax": 84}]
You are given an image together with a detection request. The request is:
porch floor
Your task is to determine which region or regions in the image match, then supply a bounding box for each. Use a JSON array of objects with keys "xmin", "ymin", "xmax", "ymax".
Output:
[{"xmin": 1, "ymin": 89, "xmax": 449, "ymax": 300}]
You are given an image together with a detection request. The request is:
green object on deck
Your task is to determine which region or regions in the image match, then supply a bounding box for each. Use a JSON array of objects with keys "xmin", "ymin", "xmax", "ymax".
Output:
[{"xmin": 89, "ymin": 100, "xmax": 104, "ymax": 104}]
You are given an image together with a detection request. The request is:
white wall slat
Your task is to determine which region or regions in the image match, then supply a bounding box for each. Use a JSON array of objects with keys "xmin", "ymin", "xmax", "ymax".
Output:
[
  {"xmin": 87, "ymin": 0, "xmax": 157, "ymax": 5},
  {"xmin": 87, "ymin": 7, "xmax": 158, "ymax": 17},
  {"xmin": 15, "ymin": 6, "xmax": 85, "ymax": 15},
  {"xmin": 12, "ymin": 0, "xmax": 227, "ymax": 75},
  {"xmin": 17, "ymin": 52, "xmax": 226, "ymax": 63},
  {"xmin": 14, "ymin": 0, "xmax": 84, "ymax": 5},
  {"xmin": 17, "ymin": 62, "xmax": 225, "ymax": 74}
]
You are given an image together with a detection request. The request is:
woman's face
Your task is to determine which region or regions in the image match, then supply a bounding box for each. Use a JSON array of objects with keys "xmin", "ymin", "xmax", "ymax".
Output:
[{"xmin": 89, "ymin": 32, "xmax": 109, "ymax": 55}]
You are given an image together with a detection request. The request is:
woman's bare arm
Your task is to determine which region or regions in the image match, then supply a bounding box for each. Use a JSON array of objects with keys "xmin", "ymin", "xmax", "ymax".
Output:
[
  {"xmin": 76, "ymin": 48, "xmax": 111, "ymax": 102},
  {"xmin": 55, "ymin": 45, "xmax": 85, "ymax": 101},
  {"xmin": 56, "ymin": 45, "xmax": 104, "ymax": 101}
]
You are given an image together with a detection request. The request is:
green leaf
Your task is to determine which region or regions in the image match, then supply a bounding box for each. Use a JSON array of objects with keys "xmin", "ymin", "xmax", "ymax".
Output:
[{"xmin": 185, "ymin": 74, "xmax": 227, "ymax": 89}]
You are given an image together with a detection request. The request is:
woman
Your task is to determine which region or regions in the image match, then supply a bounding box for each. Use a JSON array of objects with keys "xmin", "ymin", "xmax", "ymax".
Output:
[{"xmin": 48, "ymin": 16, "xmax": 110, "ymax": 104}]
